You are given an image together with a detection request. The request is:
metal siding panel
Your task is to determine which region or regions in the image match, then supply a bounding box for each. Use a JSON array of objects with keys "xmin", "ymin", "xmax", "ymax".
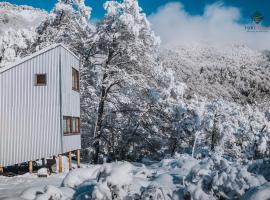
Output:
[
  {"xmin": 63, "ymin": 135, "xmax": 81, "ymax": 152},
  {"xmin": 60, "ymin": 47, "xmax": 81, "ymax": 153},
  {"xmin": 0, "ymin": 47, "xmax": 63, "ymax": 167}
]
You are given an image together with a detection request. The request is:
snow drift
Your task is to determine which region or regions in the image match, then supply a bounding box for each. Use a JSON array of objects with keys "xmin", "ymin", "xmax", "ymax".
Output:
[{"xmin": 21, "ymin": 154, "xmax": 268, "ymax": 200}]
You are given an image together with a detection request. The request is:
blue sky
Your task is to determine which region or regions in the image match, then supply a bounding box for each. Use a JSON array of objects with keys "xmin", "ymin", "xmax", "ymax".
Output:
[
  {"xmin": 4, "ymin": 0, "xmax": 270, "ymax": 49},
  {"xmin": 4, "ymin": 0, "xmax": 270, "ymax": 25}
]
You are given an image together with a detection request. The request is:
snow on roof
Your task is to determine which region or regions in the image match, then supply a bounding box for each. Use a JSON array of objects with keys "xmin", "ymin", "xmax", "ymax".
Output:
[{"xmin": 0, "ymin": 43, "xmax": 79, "ymax": 74}]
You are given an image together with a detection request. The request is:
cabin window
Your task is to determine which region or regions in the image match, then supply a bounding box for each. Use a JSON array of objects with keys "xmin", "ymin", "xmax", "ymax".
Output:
[
  {"xmin": 63, "ymin": 116, "xmax": 80, "ymax": 135},
  {"xmin": 72, "ymin": 68, "xmax": 79, "ymax": 91},
  {"xmin": 35, "ymin": 74, "xmax": 47, "ymax": 86},
  {"xmin": 63, "ymin": 116, "xmax": 72, "ymax": 134},
  {"xmin": 72, "ymin": 117, "xmax": 80, "ymax": 133}
]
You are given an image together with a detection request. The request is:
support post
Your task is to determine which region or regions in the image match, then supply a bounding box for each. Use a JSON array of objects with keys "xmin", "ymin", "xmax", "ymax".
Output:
[
  {"xmin": 29, "ymin": 161, "xmax": 33, "ymax": 174},
  {"xmin": 42, "ymin": 158, "xmax": 46, "ymax": 167},
  {"xmin": 58, "ymin": 155, "xmax": 63, "ymax": 173},
  {"xmin": 68, "ymin": 152, "xmax": 72, "ymax": 170},
  {"xmin": 77, "ymin": 149, "xmax": 80, "ymax": 168},
  {"xmin": 0, "ymin": 166, "xmax": 3, "ymax": 174}
]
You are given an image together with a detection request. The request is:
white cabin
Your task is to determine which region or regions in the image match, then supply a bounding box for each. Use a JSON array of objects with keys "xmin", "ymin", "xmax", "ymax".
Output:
[{"xmin": 0, "ymin": 44, "xmax": 81, "ymax": 168}]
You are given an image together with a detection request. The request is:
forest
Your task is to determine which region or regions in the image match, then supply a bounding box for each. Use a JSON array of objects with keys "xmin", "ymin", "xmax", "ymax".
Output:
[{"xmin": 1, "ymin": 0, "xmax": 270, "ymax": 199}]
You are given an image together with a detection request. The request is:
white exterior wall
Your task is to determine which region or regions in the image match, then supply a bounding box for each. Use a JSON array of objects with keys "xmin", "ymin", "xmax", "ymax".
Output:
[
  {"xmin": 0, "ymin": 46, "xmax": 62, "ymax": 167},
  {"xmin": 0, "ymin": 44, "xmax": 81, "ymax": 167},
  {"xmin": 60, "ymin": 47, "xmax": 81, "ymax": 153}
]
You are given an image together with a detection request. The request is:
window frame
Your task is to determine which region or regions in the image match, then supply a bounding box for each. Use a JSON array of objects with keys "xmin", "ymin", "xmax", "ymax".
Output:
[
  {"xmin": 72, "ymin": 117, "xmax": 80, "ymax": 133},
  {"xmin": 72, "ymin": 68, "xmax": 79, "ymax": 92},
  {"xmin": 63, "ymin": 116, "xmax": 80, "ymax": 136},
  {"xmin": 63, "ymin": 116, "xmax": 72, "ymax": 135},
  {"xmin": 35, "ymin": 74, "xmax": 47, "ymax": 86}
]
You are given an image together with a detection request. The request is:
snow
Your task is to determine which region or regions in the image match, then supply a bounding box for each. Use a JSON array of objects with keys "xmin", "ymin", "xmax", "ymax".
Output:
[
  {"xmin": 0, "ymin": 154, "xmax": 263, "ymax": 200},
  {"xmin": 62, "ymin": 166, "xmax": 101, "ymax": 188},
  {"xmin": 0, "ymin": 2, "xmax": 47, "ymax": 34},
  {"xmin": 37, "ymin": 168, "xmax": 48, "ymax": 177},
  {"xmin": 241, "ymin": 182, "xmax": 270, "ymax": 200},
  {"xmin": 0, "ymin": 174, "xmax": 64, "ymax": 200},
  {"xmin": 1, "ymin": 0, "xmax": 270, "ymax": 200}
]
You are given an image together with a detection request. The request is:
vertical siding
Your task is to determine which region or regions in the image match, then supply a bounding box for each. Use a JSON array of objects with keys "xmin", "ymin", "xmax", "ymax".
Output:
[
  {"xmin": 0, "ymin": 47, "xmax": 62, "ymax": 167},
  {"xmin": 60, "ymin": 47, "xmax": 81, "ymax": 153}
]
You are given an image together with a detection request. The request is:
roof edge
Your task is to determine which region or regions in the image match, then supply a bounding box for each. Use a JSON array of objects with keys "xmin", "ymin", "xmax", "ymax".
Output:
[{"xmin": 0, "ymin": 43, "xmax": 79, "ymax": 74}]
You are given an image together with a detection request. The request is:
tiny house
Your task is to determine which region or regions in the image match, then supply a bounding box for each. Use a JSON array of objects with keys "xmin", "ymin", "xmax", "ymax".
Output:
[{"xmin": 0, "ymin": 44, "xmax": 81, "ymax": 172}]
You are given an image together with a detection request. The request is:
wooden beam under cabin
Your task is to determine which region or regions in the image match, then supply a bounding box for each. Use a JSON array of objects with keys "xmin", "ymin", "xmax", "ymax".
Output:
[
  {"xmin": 28, "ymin": 161, "xmax": 33, "ymax": 174},
  {"xmin": 0, "ymin": 166, "xmax": 3, "ymax": 174},
  {"xmin": 58, "ymin": 155, "xmax": 63, "ymax": 173},
  {"xmin": 77, "ymin": 149, "xmax": 80, "ymax": 168},
  {"xmin": 68, "ymin": 151, "xmax": 72, "ymax": 170},
  {"xmin": 42, "ymin": 158, "xmax": 45, "ymax": 167}
]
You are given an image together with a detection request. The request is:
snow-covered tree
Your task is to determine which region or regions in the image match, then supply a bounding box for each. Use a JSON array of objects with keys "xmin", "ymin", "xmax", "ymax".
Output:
[
  {"xmin": 85, "ymin": 0, "xmax": 186, "ymax": 163},
  {"xmin": 0, "ymin": 29, "xmax": 36, "ymax": 67},
  {"xmin": 28, "ymin": 0, "xmax": 93, "ymax": 56}
]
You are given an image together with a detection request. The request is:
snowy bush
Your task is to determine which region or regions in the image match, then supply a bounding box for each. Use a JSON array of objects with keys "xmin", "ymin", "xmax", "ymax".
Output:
[
  {"xmin": 185, "ymin": 155, "xmax": 266, "ymax": 200},
  {"xmin": 21, "ymin": 154, "xmax": 270, "ymax": 200},
  {"xmin": 241, "ymin": 182, "xmax": 270, "ymax": 200},
  {"xmin": 247, "ymin": 159, "xmax": 270, "ymax": 181}
]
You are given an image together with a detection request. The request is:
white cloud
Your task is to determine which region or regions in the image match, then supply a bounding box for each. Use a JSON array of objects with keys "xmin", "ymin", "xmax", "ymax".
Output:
[{"xmin": 148, "ymin": 2, "xmax": 270, "ymax": 50}]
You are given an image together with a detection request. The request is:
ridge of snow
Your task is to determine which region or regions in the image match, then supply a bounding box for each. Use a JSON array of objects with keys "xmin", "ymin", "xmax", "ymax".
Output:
[{"xmin": 0, "ymin": 2, "xmax": 47, "ymax": 34}]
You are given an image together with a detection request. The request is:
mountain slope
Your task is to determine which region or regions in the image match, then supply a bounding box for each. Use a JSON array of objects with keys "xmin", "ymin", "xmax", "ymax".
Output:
[
  {"xmin": 161, "ymin": 45, "xmax": 270, "ymax": 109},
  {"xmin": 0, "ymin": 2, "xmax": 47, "ymax": 34},
  {"xmin": 0, "ymin": 2, "xmax": 48, "ymax": 67}
]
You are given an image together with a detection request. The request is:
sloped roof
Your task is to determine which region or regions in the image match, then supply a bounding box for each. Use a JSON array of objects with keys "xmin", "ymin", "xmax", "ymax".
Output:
[{"xmin": 0, "ymin": 43, "xmax": 79, "ymax": 74}]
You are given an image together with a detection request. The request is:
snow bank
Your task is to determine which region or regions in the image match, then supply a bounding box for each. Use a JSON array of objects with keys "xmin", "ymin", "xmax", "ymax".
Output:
[
  {"xmin": 241, "ymin": 182, "xmax": 270, "ymax": 200},
  {"xmin": 247, "ymin": 159, "xmax": 270, "ymax": 181},
  {"xmin": 185, "ymin": 155, "xmax": 266, "ymax": 200},
  {"xmin": 21, "ymin": 185, "xmax": 74, "ymax": 200},
  {"xmin": 62, "ymin": 166, "xmax": 101, "ymax": 188},
  {"xmin": 37, "ymin": 168, "xmax": 48, "ymax": 177},
  {"xmin": 21, "ymin": 155, "xmax": 269, "ymax": 200}
]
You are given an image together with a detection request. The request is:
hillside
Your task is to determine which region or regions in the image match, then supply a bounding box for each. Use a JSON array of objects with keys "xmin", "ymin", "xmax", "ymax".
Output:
[
  {"xmin": 0, "ymin": 2, "xmax": 47, "ymax": 66},
  {"xmin": 0, "ymin": 2, "xmax": 47, "ymax": 34},
  {"xmin": 161, "ymin": 45, "xmax": 270, "ymax": 108}
]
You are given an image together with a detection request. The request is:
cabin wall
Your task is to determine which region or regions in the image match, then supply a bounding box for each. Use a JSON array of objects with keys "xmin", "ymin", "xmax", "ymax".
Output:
[
  {"xmin": 0, "ymin": 47, "xmax": 62, "ymax": 167},
  {"xmin": 60, "ymin": 47, "xmax": 81, "ymax": 153}
]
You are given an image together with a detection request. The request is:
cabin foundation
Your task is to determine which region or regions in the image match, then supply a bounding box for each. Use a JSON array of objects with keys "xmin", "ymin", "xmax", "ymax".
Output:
[
  {"xmin": 68, "ymin": 152, "xmax": 72, "ymax": 170},
  {"xmin": 77, "ymin": 149, "xmax": 80, "ymax": 168},
  {"xmin": 42, "ymin": 158, "xmax": 46, "ymax": 167},
  {"xmin": 58, "ymin": 155, "xmax": 63, "ymax": 173},
  {"xmin": 28, "ymin": 161, "xmax": 33, "ymax": 174}
]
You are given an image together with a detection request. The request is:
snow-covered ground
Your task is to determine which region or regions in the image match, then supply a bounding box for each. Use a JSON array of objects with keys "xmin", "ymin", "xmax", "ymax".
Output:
[
  {"xmin": 0, "ymin": 173, "xmax": 64, "ymax": 200},
  {"xmin": 1, "ymin": 154, "xmax": 270, "ymax": 200}
]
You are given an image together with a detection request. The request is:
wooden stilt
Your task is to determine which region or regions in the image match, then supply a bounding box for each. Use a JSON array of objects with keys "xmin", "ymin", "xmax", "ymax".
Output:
[
  {"xmin": 68, "ymin": 152, "xmax": 72, "ymax": 170},
  {"xmin": 29, "ymin": 161, "xmax": 33, "ymax": 174},
  {"xmin": 58, "ymin": 155, "xmax": 63, "ymax": 173},
  {"xmin": 0, "ymin": 166, "xmax": 3, "ymax": 174},
  {"xmin": 42, "ymin": 158, "xmax": 46, "ymax": 167},
  {"xmin": 77, "ymin": 149, "xmax": 80, "ymax": 168}
]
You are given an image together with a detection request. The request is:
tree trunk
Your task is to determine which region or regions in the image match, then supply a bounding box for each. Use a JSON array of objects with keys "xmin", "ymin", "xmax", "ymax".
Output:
[
  {"xmin": 93, "ymin": 84, "xmax": 106, "ymax": 164},
  {"xmin": 192, "ymin": 131, "xmax": 199, "ymax": 158},
  {"xmin": 211, "ymin": 114, "xmax": 219, "ymax": 151},
  {"xmin": 93, "ymin": 48, "xmax": 115, "ymax": 164}
]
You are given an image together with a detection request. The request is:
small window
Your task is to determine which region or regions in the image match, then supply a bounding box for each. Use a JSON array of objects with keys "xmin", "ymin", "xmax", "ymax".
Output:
[
  {"xmin": 35, "ymin": 74, "xmax": 47, "ymax": 86},
  {"xmin": 63, "ymin": 116, "xmax": 72, "ymax": 134},
  {"xmin": 63, "ymin": 116, "xmax": 80, "ymax": 135},
  {"xmin": 72, "ymin": 117, "xmax": 80, "ymax": 133},
  {"xmin": 72, "ymin": 68, "xmax": 79, "ymax": 91}
]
